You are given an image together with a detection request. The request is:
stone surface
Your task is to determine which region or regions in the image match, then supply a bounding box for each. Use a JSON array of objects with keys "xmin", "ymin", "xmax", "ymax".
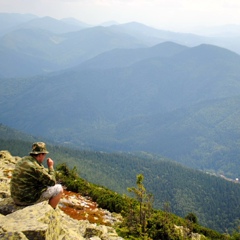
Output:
[
  {"xmin": 0, "ymin": 150, "xmax": 206, "ymax": 240},
  {"xmin": 59, "ymin": 190, "xmax": 123, "ymax": 226},
  {"xmin": 0, "ymin": 150, "xmax": 123, "ymax": 240}
]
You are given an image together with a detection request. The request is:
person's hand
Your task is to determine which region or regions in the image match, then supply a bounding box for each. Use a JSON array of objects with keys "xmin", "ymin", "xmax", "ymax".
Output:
[{"xmin": 47, "ymin": 158, "xmax": 54, "ymax": 168}]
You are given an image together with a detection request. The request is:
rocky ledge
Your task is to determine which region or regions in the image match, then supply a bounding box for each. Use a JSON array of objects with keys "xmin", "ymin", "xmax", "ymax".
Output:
[{"xmin": 0, "ymin": 150, "xmax": 123, "ymax": 240}]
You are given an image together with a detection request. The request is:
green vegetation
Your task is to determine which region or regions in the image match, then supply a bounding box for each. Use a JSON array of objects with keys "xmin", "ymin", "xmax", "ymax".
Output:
[
  {"xmin": 56, "ymin": 163, "xmax": 127, "ymax": 213},
  {"xmin": 1, "ymin": 125, "xmax": 240, "ymax": 233},
  {"xmin": 56, "ymin": 164, "xmax": 230, "ymax": 240},
  {"xmin": 126, "ymin": 174, "xmax": 154, "ymax": 236}
]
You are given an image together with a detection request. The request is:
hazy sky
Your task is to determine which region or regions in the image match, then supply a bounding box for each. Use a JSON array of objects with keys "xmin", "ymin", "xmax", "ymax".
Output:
[{"xmin": 1, "ymin": 0, "xmax": 240, "ymax": 31}]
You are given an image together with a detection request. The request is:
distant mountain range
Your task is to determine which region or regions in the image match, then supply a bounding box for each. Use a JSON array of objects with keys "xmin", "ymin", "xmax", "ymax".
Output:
[
  {"xmin": 1, "ymin": 13, "xmax": 240, "ymax": 177},
  {"xmin": 1, "ymin": 36, "xmax": 240, "ymax": 180},
  {"xmin": 0, "ymin": 13, "xmax": 240, "ymax": 77}
]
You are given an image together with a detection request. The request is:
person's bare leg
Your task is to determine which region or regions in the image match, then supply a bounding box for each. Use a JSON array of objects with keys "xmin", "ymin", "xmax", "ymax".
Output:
[{"xmin": 48, "ymin": 191, "xmax": 63, "ymax": 209}]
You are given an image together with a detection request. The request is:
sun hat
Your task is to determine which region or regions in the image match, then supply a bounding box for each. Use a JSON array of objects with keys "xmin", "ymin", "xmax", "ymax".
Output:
[{"xmin": 29, "ymin": 142, "xmax": 49, "ymax": 155}]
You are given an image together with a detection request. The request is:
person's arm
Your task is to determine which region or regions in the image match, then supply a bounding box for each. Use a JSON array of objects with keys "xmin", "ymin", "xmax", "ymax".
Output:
[
  {"xmin": 34, "ymin": 160, "xmax": 56, "ymax": 186},
  {"xmin": 47, "ymin": 158, "xmax": 55, "ymax": 175}
]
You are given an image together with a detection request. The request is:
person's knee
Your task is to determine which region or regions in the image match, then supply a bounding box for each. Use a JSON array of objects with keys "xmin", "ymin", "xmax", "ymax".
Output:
[
  {"xmin": 59, "ymin": 184, "xmax": 63, "ymax": 193},
  {"xmin": 55, "ymin": 184, "xmax": 63, "ymax": 196}
]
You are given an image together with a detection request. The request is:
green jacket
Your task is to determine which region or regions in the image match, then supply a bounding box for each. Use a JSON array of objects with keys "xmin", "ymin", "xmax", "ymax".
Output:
[{"xmin": 10, "ymin": 155, "xmax": 56, "ymax": 205}]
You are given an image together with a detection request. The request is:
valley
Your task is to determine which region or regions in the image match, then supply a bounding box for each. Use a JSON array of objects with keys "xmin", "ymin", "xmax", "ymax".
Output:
[{"xmin": 1, "ymin": 13, "xmax": 240, "ymax": 234}]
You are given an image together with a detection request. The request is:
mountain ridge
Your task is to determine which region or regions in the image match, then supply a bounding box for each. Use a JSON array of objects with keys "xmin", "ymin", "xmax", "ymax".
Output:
[
  {"xmin": 77, "ymin": 41, "xmax": 188, "ymax": 70},
  {"xmin": 1, "ymin": 43, "xmax": 240, "ymax": 179},
  {"xmin": 1, "ymin": 13, "xmax": 240, "ymax": 77}
]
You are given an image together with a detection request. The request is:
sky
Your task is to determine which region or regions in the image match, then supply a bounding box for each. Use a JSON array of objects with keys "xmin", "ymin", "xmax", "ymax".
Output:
[{"xmin": 0, "ymin": 0, "xmax": 240, "ymax": 32}]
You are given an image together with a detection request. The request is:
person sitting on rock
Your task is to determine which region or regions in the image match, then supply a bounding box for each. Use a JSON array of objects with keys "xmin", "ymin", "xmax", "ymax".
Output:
[{"xmin": 10, "ymin": 142, "xmax": 63, "ymax": 209}]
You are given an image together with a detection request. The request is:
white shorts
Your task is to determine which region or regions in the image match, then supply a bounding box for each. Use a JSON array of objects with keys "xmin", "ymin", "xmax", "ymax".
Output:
[{"xmin": 37, "ymin": 184, "xmax": 63, "ymax": 203}]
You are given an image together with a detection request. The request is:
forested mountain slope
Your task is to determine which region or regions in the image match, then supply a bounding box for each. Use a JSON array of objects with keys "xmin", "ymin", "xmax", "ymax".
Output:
[
  {"xmin": 1, "ymin": 43, "xmax": 240, "ymax": 179},
  {"xmin": 77, "ymin": 41, "xmax": 188, "ymax": 70},
  {"xmin": 1, "ymin": 124, "xmax": 240, "ymax": 233}
]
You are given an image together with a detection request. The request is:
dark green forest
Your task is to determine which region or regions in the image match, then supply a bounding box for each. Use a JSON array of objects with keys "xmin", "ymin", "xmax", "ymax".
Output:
[
  {"xmin": 1, "ymin": 123, "xmax": 240, "ymax": 234},
  {"xmin": 1, "ymin": 43, "xmax": 240, "ymax": 181}
]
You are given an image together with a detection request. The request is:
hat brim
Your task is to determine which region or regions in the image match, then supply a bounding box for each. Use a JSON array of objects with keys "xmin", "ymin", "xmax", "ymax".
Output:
[{"xmin": 29, "ymin": 150, "xmax": 49, "ymax": 154}]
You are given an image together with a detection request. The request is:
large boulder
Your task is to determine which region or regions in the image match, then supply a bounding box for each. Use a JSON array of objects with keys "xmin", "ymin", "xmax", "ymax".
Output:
[{"xmin": 0, "ymin": 201, "xmax": 122, "ymax": 239}]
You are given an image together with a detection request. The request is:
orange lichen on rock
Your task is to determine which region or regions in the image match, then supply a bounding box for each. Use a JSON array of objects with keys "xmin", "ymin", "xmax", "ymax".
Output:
[{"xmin": 59, "ymin": 190, "xmax": 108, "ymax": 225}]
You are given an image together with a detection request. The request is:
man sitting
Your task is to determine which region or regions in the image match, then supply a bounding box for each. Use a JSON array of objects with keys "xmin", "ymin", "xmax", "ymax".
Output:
[{"xmin": 10, "ymin": 142, "xmax": 63, "ymax": 208}]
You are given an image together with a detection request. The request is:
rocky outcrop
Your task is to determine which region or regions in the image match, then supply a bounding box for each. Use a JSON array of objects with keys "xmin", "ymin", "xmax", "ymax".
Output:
[
  {"xmin": 0, "ymin": 201, "xmax": 122, "ymax": 240},
  {"xmin": 0, "ymin": 150, "xmax": 208, "ymax": 240},
  {"xmin": 0, "ymin": 151, "xmax": 123, "ymax": 240},
  {"xmin": 174, "ymin": 225, "xmax": 207, "ymax": 240}
]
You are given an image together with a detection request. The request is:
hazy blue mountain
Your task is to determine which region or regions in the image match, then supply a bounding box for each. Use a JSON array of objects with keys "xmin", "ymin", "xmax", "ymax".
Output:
[
  {"xmin": 0, "ymin": 26, "xmax": 147, "ymax": 77},
  {"xmin": 0, "ymin": 12, "xmax": 37, "ymax": 36},
  {"xmin": 61, "ymin": 26, "xmax": 146, "ymax": 59},
  {"xmin": 0, "ymin": 45, "xmax": 57, "ymax": 77},
  {"xmin": 60, "ymin": 17, "xmax": 91, "ymax": 28},
  {"xmin": 0, "ymin": 13, "xmax": 87, "ymax": 35},
  {"xmin": 1, "ymin": 43, "xmax": 240, "ymax": 179},
  {"xmin": 1, "ymin": 13, "xmax": 240, "ymax": 77},
  {"xmin": 206, "ymin": 35, "xmax": 240, "ymax": 56},
  {"xmin": 109, "ymin": 22, "xmax": 209, "ymax": 46},
  {"xmin": 77, "ymin": 41, "xmax": 188, "ymax": 70},
  {"xmin": 1, "ymin": 12, "xmax": 240, "ymax": 58},
  {"xmin": 16, "ymin": 16, "xmax": 85, "ymax": 33},
  {"xmin": 0, "ymin": 28, "xmax": 67, "ymax": 77},
  {"xmin": 109, "ymin": 22, "xmax": 240, "ymax": 54}
]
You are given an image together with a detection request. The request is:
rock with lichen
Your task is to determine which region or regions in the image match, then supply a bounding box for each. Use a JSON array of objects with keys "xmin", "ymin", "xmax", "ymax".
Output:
[
  {"xmin": 0, "ymin": 150, "xmax": 20, "ymax": 193},
  {"xmin": 0, "ymin": 201, "xmax": 122, "ymax": 240},
  {"xmin": 0, "ymin": 150, "xmax": 123, "ymax": 240}
]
